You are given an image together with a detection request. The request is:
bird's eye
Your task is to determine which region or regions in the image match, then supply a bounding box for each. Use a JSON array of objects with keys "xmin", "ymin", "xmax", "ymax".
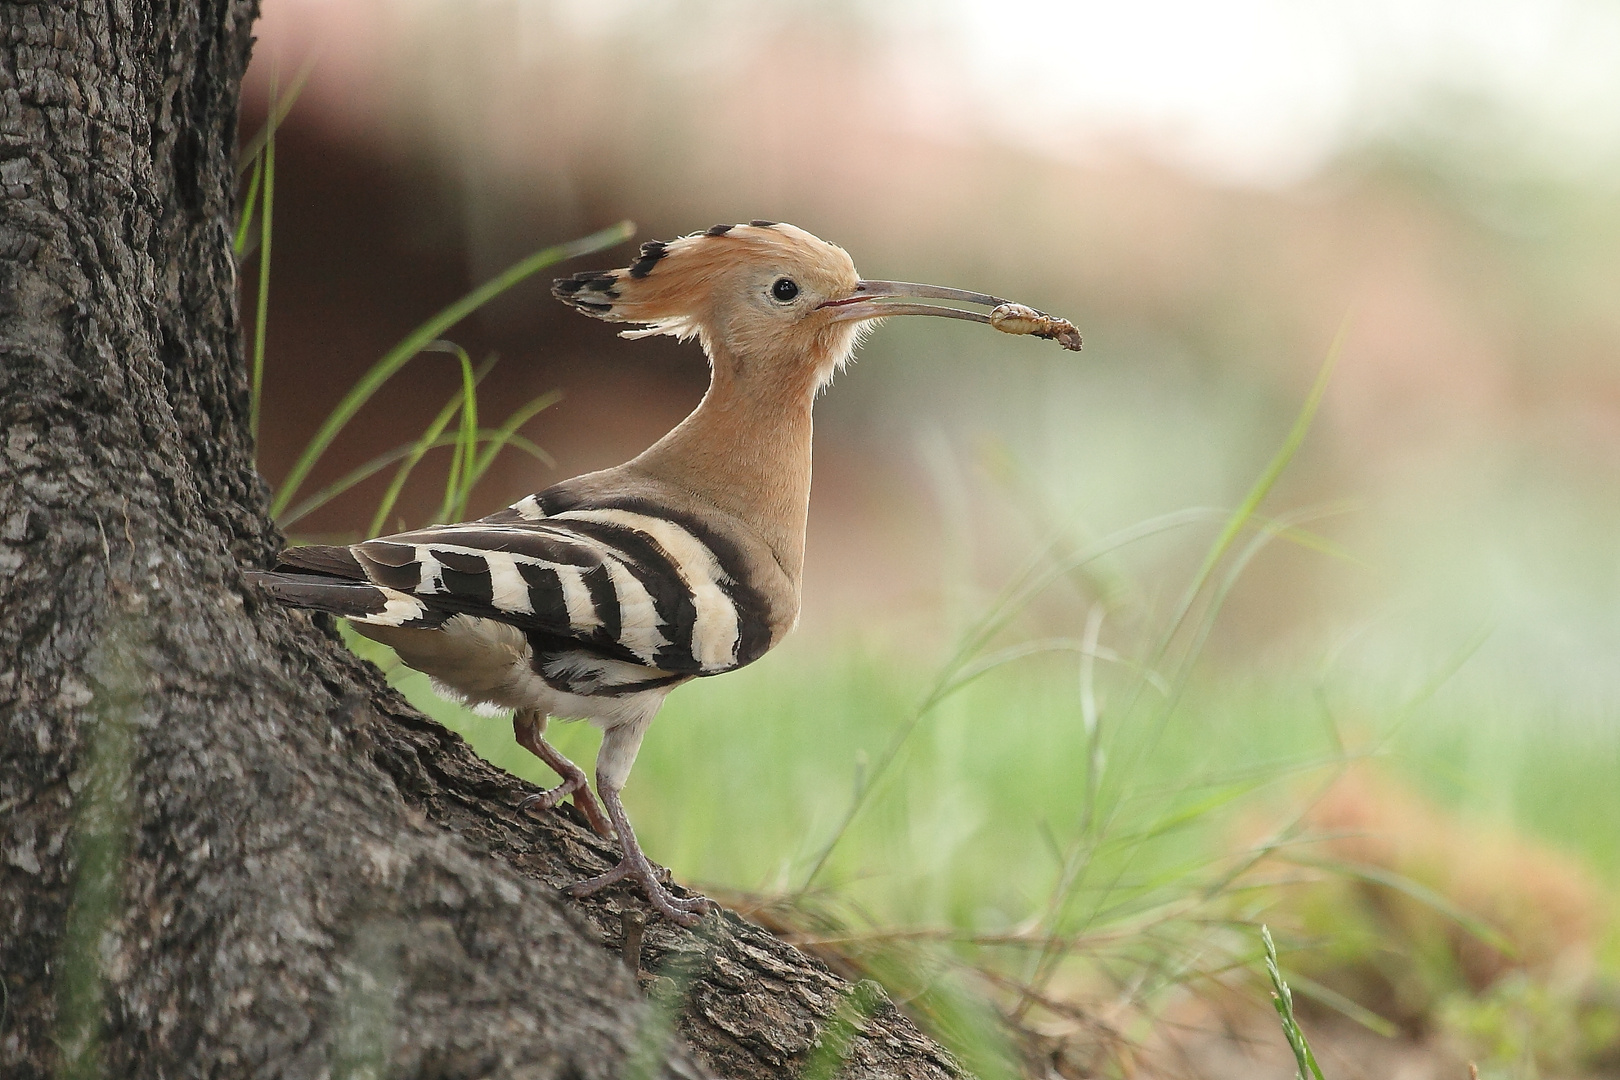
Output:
[{"xmin": 771, "ymin": 277, "xmax": 799, "ymax": 303}]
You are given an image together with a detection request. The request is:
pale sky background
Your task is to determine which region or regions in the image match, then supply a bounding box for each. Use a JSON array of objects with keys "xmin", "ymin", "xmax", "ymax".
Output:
[
  {"xmin": 898, "ymin": 0, "xmax": 1620, "ymax": 184},
  {"xmin": 539, "ymin": 0, "xmax": 1620, "ymax": 186}
]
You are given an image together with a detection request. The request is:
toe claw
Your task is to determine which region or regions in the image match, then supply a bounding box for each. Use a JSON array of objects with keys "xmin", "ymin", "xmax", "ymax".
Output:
[
  {"xmin": 565, "ymin": 854, "xmax": 714, "ymax": 926},
  {"xmin": 518, "ymin": 790, "xmax": 557, "ymax": 814},
  {"xmin": 670, "ymin": 894, "xmax": 716, "ymax": 915},
  {"xmin": 664, "ymin": 907, "xmax": 703, "ymax": 929}
]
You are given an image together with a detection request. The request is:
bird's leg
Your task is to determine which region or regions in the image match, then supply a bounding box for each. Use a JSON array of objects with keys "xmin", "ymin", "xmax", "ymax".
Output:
[
  {"xmin": 513, "ymin": 708, "xmax": 613, "ymax": 838},
  {"xmin": 570, "ymin": 782, "xmax": 715, "ymax": 927},
  {"xmin": 567, "ymin": 715, "xmax": 715, "ymax": 927}
]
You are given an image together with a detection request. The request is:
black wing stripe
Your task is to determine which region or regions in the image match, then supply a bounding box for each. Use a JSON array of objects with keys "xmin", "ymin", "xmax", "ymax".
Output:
[
  {"xmin": 586, "ymin": 673, "xmax": 686, "ymax": 697},
  {"xmin": 480, "ymin": 506, "xmax": 529, "ymax": 525},
  {"xmin": 432, "ymin": 548, "xmax": 489, "ymax": 575},
  {"xmin": 354, "ymin": 533, "xmax": 676, "ymax": 663},
  {"xmin": 383, "ymin": 526, "xmax": 599, "ymax": 565},
  {"xmin": 352, "ymin": 541, "xmax": 423, "ymax": 592},
  {"xmin": 431, "ymin": 548, "xmax": 495, "ymax": 605},
  {"xmin": 550, "ymin": 507, "xmax": 742, "ymax": 670},
  {"xmin": 517, "ymin": 561, "xmax": 567, "ymax": 626},
  {"xmin": 525, "ymin": 629, "xmax": 651, "ymax": 675},
  {"xmin": 581, "ymin": 562, "xmax": 620, "ymax": 644}
]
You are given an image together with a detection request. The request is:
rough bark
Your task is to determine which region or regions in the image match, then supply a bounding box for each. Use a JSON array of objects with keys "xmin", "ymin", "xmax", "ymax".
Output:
[{"xmin": 0, "ymin": 3, "xmax": 964, "ymax": 1078}]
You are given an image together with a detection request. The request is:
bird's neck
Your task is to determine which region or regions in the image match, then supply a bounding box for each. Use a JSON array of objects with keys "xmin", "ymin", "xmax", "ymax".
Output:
[{"xmin": 629, "ymin": 350, "xmax": 819, "ymax": 582}]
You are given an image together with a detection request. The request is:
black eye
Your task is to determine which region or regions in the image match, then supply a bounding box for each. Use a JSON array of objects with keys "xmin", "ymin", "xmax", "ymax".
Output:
[{"xmin": 771, "ymin": 277, "xmax": 799, "ymax": 302}]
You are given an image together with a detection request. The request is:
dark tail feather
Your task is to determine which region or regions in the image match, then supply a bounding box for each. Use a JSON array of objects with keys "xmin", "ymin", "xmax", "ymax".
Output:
[
  {"xmin": 245, "ymin": 570, "xmax": 448, "ymax": 628},
  {"xmin": 274, "ymin": 544, "xmax": 366, "ymax": 579}
]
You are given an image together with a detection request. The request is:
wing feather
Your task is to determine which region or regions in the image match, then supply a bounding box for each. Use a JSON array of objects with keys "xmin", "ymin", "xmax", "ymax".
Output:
[{"xmin": 260, "ymin": 485, "xmax": 774, "ymax": 677}]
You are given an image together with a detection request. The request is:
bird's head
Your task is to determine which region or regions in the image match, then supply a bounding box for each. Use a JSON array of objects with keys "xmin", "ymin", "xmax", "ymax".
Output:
[{"xmin": 553, "ymin": 221, "xmax": 1080, "ymax": 394}]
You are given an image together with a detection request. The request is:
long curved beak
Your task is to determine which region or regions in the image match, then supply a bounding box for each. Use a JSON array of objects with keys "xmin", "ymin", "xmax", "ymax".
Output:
[{"xmin": 819, "ymin": 281, "xmax": 1082, "ymax": 351}]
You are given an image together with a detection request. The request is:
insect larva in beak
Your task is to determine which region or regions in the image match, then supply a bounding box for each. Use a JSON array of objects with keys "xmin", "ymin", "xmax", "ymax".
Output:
[{"xmin": 989, "ymin": 303, "xmax": 1083, "ymax": 351}]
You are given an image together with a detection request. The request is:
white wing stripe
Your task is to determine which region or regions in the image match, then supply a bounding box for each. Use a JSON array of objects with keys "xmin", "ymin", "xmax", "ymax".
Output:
[
  {"xmin": 414, "ymin": 546, "xmax": 446, "ymax": 594},
  {"xmin": 553, "ymin": 565, "xmax": 601, "ymax": 631},
  {"xmin": 600, "ymin": 556, "xmax": 668, "ymax": 663},
  {"xmin": 510, "ymin": 494, "xmax": 545, "ymax": 520},
  {"xmin": 349, "ymin": 587, "xmax": 431, "ymax": 627},
  {"xmin": 482, "ymin": 551, "xmax": 535, "ymax": 615}
]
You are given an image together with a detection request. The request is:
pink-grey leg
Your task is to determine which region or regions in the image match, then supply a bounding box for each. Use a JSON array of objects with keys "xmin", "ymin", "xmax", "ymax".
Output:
[
  {"xmin": 569, "ymin": 781, "xmax": 715, "ymax": 927},
  {"xmin": 512, "ymin": 709, "xmax": 614, "ymax": 839},
  {"xmin": 566, "ymin": 706, "xmax": 715, "ymax": 927}
]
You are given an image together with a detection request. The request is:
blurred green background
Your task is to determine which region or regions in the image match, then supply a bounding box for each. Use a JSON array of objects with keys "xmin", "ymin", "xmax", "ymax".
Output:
[{"xmin": 247, "ymin": 2, "xmax": 1620, "ymax": 1074}]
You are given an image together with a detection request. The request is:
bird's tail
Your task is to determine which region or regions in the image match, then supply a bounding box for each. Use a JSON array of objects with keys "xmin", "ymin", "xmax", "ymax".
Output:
[{"xmin": 244, "ymin": 570, "xmax": 449, "ymax": 629}]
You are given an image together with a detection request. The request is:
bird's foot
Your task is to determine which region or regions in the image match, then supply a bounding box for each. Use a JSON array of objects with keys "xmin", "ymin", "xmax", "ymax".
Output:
[
  {"xmin": 519, "ymin": 777, "xmax": 614, "ymax": 839},
  {"xmin": 569, "ymin": 854, "xmax": 716, "ymax": 928}
]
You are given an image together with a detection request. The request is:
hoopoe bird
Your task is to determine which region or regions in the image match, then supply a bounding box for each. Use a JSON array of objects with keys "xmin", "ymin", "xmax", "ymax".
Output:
[{"xmin": 250, "ymin": 222, "xmax": 1081, "ymax": 925}]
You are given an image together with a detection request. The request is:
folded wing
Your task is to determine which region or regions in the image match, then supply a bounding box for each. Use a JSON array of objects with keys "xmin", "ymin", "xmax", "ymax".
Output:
[{"xmin": 248, "ymin": 492, "xmax": 773, "ymax": 676}]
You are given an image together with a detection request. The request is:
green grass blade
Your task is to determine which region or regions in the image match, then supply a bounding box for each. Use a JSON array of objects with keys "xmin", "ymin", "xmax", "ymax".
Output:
[
  {"xmin": 234, "ymin": 152, "xmax": 262, "ymax": 257},
  {"xmin": 1083, "ymin": 375, "xmax": 1352, "ymax": 867},
  {"xmin": 1279, "ymin": 967, "xmax": 1399, "ymax": 1039},
  {"xmin": 933, "ymin": 637, "xmax": 1163, "ymax": 703},
  {"xmin": 269, "ymin": 219, "xmax": 634, "ymax": 520},
  {"xmin": 457, "ymin": 353, "xmax": 479, "ymax": 519},
  {"xmin": 431, "ymin": 344, "xmax": 477, "ymax": 524},
  {"xmin": 284, "ymin": 426, "xmax": 541, "ymax": 533},
  {"xmin": 1167, "ymin": 504, "xmax": 1344, "ymax": 706},
  {"xmin": 236, "ymin": 54, "xmax": 316, "ymax": 176},
  {"xmin": 1021, "ymin": 337, "xmax": 1349, "ymax": 1009},
  {"xmin": 368, "ymin": 354, "xmax": 499, "ymax": 537},
  {"xmin": 1162, "ymin": 320, "xmax": 1348, "ymax": 658},
  {"xmin": 490, "ymin": 431, "xmax": 555, "ymax": 469},
  {"xmin": 464, "ymin": 390, "xmax": 563, "ymax": 495},
  {"xmin": 281, "ymin": 441, "xmax": 447, "ymax": 531},
  {"xmin": 1263, "ymin": 926, "xmax": 1328, "ymax": 1080},
  {"xmin": 941, "ymin": 508, "xmax": 1228, "ymax": 688},
  {"xmin": 1103, "ymin": 782, "xmax": 1263, "ymax": 852},
  {"xmin": 249, "ymin": 83, "xmax": 276, "ymax": 444},
  {"xmin": 1274, "ymin": 505, "xmax": 1372, "ymax": 568},
  {"xmin": 1375, "ymin": 620, "xmax": 1494, "ymax": 748}
]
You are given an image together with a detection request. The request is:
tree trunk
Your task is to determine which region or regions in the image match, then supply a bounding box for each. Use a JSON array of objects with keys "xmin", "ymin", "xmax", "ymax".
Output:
[{"xmin": 0, "ymin": 4, "xmax": 964, "ymax": 1078}]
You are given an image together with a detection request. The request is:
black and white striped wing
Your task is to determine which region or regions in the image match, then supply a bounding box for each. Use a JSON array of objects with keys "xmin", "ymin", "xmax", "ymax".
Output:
[{"xmin": 262, "ymin": 494, "xmax": 773, "ymax": 677}]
